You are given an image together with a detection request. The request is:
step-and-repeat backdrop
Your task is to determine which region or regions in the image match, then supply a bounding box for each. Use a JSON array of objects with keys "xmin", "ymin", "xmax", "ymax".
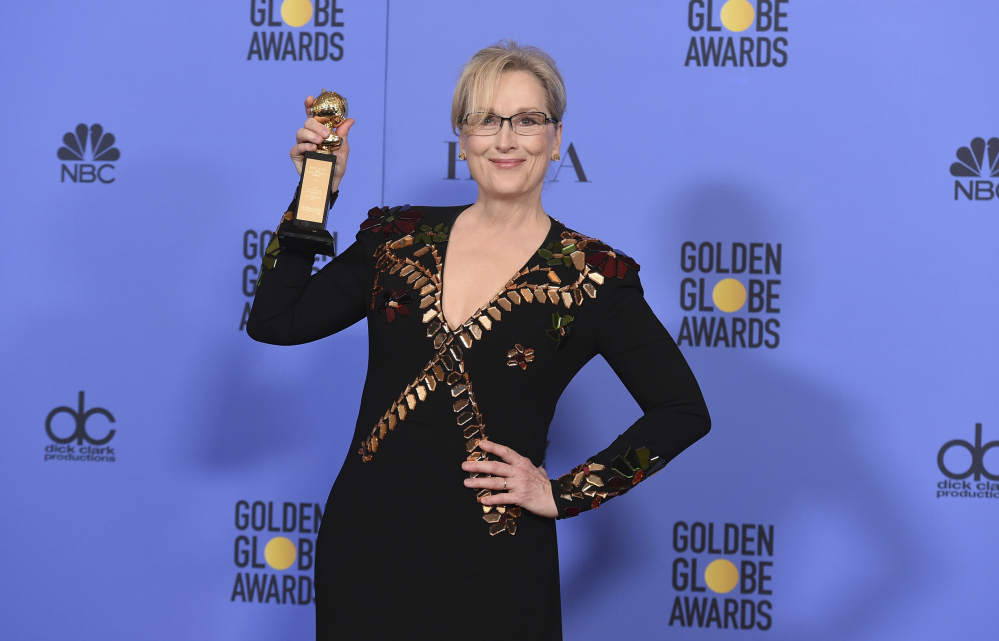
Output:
[{"xmin": 2, "ymin": 1, "xmax": 997, "ymax": 639}]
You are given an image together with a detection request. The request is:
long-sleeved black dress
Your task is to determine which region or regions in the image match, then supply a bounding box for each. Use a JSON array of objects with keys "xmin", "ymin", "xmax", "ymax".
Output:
[{"xmin": 247, "ymin": 199, "xmax": 710, "ymax": 640}]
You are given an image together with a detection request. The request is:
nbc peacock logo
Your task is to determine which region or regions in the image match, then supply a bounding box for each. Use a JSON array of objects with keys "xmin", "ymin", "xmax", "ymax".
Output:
[
  {"xmin": 684, "ymin": 0, "xmax": 790, "ymax": 68},
  {"xmin": 950, "ymin": 138, "xmax": 999, "ymax": 201},
  {"xmin": 58, "ymin": 124, "xmax": 119, "ymax": 184},
  {"xmin": 247, "ymin": 0, "xmax": 345, "ymax": 62}
]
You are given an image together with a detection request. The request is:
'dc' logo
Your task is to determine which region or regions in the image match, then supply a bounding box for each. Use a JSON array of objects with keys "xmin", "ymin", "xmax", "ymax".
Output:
[
  {"xmin": 45, "ymin": 391, "xmax": 115, "ymax": 445},
  {"xmin": 937, "ymin": 423, "xmax": 998, "ymax": 481}
]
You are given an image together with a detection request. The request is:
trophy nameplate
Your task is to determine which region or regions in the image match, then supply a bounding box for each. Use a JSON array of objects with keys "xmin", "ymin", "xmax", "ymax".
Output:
[{"xmin": 277, "ymin": 89, "xmax": 348, "ymax": 256}]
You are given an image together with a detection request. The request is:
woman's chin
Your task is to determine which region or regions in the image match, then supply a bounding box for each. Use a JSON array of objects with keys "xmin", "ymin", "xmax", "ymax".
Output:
[{"xmin": 478, "ymin": 177, "xmax": 543, "ymax": 200}]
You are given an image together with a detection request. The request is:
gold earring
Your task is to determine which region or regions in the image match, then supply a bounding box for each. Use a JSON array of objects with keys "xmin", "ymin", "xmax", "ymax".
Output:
[
  {"xmin": 458, "ymin": 151, "xmax": 466, "ymax": 160},
  {"xmin": 552, "ymin": 152, "xmax": 560, "ymax": 162}
]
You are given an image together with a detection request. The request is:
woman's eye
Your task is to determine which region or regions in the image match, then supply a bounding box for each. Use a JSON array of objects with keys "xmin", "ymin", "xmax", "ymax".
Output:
[{"xmin": 481, "ymin": 115, "xmax": 498, "ymax": 125}]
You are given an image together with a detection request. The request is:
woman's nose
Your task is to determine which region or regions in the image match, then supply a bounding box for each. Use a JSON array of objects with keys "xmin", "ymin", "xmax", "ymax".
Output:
[{"xmin": 494, "ymin": 125, "xmax": 517, "ymax": 150}]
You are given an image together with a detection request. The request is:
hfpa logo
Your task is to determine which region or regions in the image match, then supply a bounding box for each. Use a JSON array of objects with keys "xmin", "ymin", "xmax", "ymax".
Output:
[
  {"xmin": 443, "ymin": 142, "xmax": 590, "ymax": 182},
  {"xmin": 58, "ymin": 124, "xmax": 120, "ymax": 184}
]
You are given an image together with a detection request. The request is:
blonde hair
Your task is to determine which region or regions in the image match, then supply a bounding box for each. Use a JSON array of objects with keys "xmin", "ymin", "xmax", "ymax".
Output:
[{"xmin": 451, "ymin": 41, "xmax": 566, "ymax": 135}]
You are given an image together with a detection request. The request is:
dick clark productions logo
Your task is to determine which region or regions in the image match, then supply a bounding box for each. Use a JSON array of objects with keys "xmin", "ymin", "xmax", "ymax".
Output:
[
  {"xmin": 58, "ymin": 124, "xmax": 119, "ymax": 183},
  {"xmin": 44, "ymin": 391, "xmax": 117, "ymax": 463},
  {"xmin": 936, "ymin": 423, "xmax": 999, "ymax": 499}
]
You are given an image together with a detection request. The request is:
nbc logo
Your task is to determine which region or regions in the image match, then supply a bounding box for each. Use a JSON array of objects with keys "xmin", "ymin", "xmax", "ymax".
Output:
[
  {"xmin": 950, "ymin": 138, "xmax": 999, "ymax": 201},
  {"xmin": 684, "ymin": 0, "xmax": 790, "ymax": 68},
  {"xmin": 247, "ymin": 0, "xmax": 345, "ymax": 61},
  {"xmin": 58, "ymin": 124, "xmax": 119, "ymax": 184}
]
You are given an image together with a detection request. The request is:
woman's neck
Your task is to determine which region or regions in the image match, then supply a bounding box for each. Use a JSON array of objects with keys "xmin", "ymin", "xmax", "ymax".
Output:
[{"xmin": 464, "ymin": 190, "xmax": 548, "ymax": 234}]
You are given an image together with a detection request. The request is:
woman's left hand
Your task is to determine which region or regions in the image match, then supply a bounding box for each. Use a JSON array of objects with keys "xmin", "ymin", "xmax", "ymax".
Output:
[{"xmin": 462, "ymin": 439, "xmax": 558, "ymax": 519}]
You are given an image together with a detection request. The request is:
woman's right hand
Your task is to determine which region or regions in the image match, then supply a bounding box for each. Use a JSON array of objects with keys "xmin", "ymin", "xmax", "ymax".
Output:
[{"xmin": 290, "ymin": 95, "xmax": 355, "ymax": 193}]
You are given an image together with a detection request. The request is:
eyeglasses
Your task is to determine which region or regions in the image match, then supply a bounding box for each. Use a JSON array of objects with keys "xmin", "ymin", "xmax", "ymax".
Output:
[{"xmin": 461, "ymin": 112, "xmax": 558, "ymax": 136}]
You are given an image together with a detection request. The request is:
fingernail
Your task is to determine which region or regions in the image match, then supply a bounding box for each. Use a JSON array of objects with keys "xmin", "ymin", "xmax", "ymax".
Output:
[{"xmin": 463, "ymin": 479, "xmax": 471, "ymax": 486}]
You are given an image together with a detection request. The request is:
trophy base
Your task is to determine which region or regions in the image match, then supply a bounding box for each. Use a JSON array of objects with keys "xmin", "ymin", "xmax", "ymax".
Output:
[{"xmin": 277, "ymin": 221, "xmax": 337, "ymax": 256}]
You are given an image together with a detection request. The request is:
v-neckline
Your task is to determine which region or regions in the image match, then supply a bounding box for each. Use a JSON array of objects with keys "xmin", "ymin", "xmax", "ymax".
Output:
[{"xmin": 438, "ymin": 206, "xmax": 558, "ymax": 333}]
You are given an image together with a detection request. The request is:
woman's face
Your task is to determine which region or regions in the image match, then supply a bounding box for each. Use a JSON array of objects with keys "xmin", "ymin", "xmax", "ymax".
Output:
[{"xmin": 459, "ymin": 70, "xmax": 562, "ymax": 203}]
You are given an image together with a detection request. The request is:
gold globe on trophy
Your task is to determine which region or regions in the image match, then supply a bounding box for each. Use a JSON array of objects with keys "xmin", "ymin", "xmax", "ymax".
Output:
[
  {"xmin": 311, "ymin": 89, "xmax": 348, "ymax": 152},
  {"xmin": 276, "ymin": 88, "xmax": 348, "ymax": 256}
]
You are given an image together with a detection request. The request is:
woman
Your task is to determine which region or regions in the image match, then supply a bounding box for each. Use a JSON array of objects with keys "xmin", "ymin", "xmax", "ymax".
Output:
[{"xmin": 248, "ymin": 41, "xmax": 710, "ymax": 640}]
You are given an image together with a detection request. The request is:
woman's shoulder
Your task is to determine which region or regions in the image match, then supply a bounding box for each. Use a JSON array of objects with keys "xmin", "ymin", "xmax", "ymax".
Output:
[
  {"xmin": 355, "ymin": 203, "xmax": 467, "ymax": 245},
  {"xmin": 547, "ymin": 219, "xmax": 642, "ymax": 286}
]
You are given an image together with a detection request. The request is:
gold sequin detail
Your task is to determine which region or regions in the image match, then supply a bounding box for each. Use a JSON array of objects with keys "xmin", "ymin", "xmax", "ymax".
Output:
[
  {"xmin": 506, "ymin": 344, "xmax": 535, "ymax": 370},
  {"xmin": 362, "ymin": 223, "xmax": 620, "ymax": 535}
]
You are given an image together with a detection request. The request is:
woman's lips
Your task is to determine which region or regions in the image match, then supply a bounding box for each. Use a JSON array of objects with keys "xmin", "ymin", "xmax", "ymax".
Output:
[{"xmin": 489, "ymin": 158, "xmax": 525, "ymax": 169}]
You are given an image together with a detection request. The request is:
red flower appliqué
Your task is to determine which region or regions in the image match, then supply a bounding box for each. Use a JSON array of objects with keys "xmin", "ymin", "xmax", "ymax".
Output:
[
  {"xmin": 377, "ymin": 287, "xmax": 412, "ymax": 323},
  {"xmin": 359, "ymin": 205, "xmax": 424, "ymax": 239},
  {"xmin": 583, "ymin": 240, "xmax": 641, "ymax": 279}
]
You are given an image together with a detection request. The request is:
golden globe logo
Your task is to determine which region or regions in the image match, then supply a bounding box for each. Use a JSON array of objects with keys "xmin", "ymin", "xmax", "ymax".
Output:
[
  {"xmin": 230, "ymin": 500, "xmax": 323, "ymax": 605},
  {"xmin": 247, "ymin": 0, "xmax": 345, "ymax": 61},
  {"xmin": 685, "ymin": 0, "xmax": 789, "ymax": 68},
  {"xmin": 676, "ymin": 242, "xmax": 782, "ymax": 349},
  {"xmin": 670, "ymin": 521, "xmax": 774, "ymax": 631}
]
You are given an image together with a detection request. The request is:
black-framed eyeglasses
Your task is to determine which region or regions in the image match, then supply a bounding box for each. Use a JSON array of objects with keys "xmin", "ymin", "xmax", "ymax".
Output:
[{"xmin": 461, "ymin": 112, "xmax": 558, "ymax": 136}]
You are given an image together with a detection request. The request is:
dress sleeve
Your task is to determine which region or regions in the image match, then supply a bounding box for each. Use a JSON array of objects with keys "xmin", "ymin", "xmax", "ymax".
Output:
[
  {"xmin": 245, "ymin": 192, "xmax": 369, "ymax": 345},
  {"xmin": 549, "ymin": 268, "xmax": 711, "ymax": 518}
]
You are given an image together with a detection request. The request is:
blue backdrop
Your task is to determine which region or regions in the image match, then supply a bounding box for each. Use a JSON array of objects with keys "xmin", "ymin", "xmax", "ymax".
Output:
[{"xmin": 2, "ymin": 1, "xmax": 997, "ymax": 639}]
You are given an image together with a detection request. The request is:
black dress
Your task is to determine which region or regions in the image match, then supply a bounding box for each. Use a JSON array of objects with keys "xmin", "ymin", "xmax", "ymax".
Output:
[{"xmin": 247, "ymin": 201, "xmax": 710, "ymax": 640}]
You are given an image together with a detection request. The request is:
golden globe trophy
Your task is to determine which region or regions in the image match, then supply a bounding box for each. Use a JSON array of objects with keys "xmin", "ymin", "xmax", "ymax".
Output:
[{"xmin": 277, "ymin": 89, "xmax": 347, "ymax": 256}]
